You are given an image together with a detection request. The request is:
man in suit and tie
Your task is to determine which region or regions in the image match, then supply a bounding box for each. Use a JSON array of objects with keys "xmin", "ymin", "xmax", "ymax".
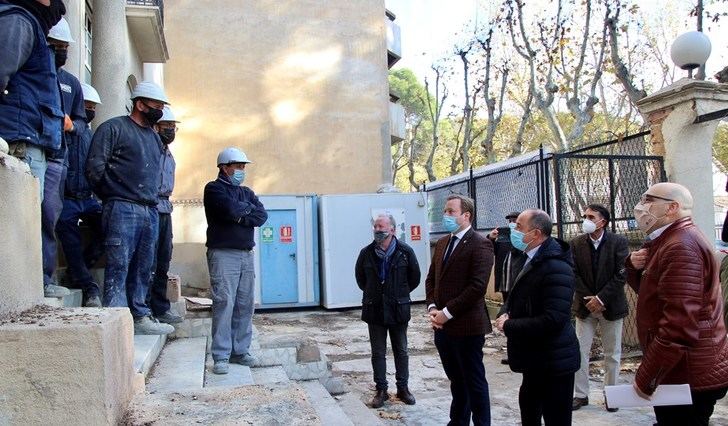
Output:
[
  {"xmin": 570, "ymin": 204, "xmax": 629, "ymax": 412},
  {"xmin": 426, "ymin": 194, "xmax": 494, "ymax": 426}
]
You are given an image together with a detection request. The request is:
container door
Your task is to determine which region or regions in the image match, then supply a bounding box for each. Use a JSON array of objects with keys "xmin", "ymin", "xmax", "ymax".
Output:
[{"xmin": 259, "ymin": 209, "xmax": 299, "ymax": 304}]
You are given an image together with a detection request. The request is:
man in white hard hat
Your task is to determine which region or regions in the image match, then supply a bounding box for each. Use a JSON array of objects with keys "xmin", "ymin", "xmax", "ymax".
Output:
[
  {"xmin": 204, "ymin": 147, "xmax": 268, "ymax": 374},
  {"xmin": 147, "ymin": 106, "xmax": 183, "ymax": 324},
  {"xmin": 0, "ymin": 0, "xmax": 65, "ymax": 194},
  {"xmin": 56, "ymin": 82, "xmax": 104, "ymax": 307},
  {"xmin": 41, "ymin": 17, "xmax": 88, "ymax": 298},
  {"xmin": 85, "ymin": 81, "xmax": 173, "ymax": 335}
]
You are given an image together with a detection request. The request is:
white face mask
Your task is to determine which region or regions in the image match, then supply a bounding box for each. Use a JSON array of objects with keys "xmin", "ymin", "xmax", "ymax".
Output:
[
  {"xmin": 633, "ymin": 201, "xmax": 668, "ymax": 233},
  {"xmin": 581, "ymin": 219, "xmax": 597, "ymax": 234}
]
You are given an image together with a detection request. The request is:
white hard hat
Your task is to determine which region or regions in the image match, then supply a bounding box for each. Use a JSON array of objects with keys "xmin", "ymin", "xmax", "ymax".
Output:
[
  {"xmin": 159, "ymin": 105, "xmax": 180, "ymax": 123},
  {"xmin": 217, "ymin": 147, "xmax": 252, "ymax": 166},
  {"xmin": 48, "ymin": 18, "xmax": 75, "ymax": 43},
  {"xmin": 80, "ymin": 83, "xmax": 102, "ymax": 104},
  {"xmin": 130, "ymin": 81, "xmax": 169, "ymax": 104}
]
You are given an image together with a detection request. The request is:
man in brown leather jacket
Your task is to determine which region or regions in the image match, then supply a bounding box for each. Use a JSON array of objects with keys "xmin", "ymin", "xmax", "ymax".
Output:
[{"xmin": 627, "ymin": 182, "xmax": 728, "ymax": 425}]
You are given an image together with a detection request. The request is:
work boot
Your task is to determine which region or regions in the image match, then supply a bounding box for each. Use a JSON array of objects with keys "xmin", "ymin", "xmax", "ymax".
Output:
[
  {"xmin": 156, "ymin": 310, "xmax": 183, "ymax": 324},
  {"xmin": 213, "ymin": 361, "xmax": 229, "ymax": 375},
  {"xmin": 370, "ymin": 389, "xmax": 389, "ymax": 408},
  {"xmin": 44, "ymin": 284, "xmax": 70, "ymax": 298},
  {"xmin": 396, "ymin": 387, "xmax": 416, "ymax": 405},
  {"xmin": 134, "ymin": 316, "xmax": 175, "ymax": 335},
  {"xmin": 84, "ymin": 295, "xmax": 102, "ymax": 308},
  {"xmin": 572, "ymin": 397, "xmax": 588, "ymax": 411},
  {"xmin": 229, "ymin": 353, "xmax": 257, "ymax": 366}
]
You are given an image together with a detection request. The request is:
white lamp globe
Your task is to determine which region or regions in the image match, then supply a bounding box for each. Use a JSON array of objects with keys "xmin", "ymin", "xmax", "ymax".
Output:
[{"xmin": 670, "ymin": 31, "xmax": 712, "ymax": 71}]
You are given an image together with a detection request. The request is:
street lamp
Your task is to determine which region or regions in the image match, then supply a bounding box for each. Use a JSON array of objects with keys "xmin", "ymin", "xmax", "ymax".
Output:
[{"xmin": 670, "ymin": 31, "xmax": 712, "ymax": 78}]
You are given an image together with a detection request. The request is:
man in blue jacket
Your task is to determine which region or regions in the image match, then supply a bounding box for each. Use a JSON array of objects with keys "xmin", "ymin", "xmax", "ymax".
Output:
[
  {"xmin": 204, "ymin": 147, "xmax": 267, "ymax": 375},
  {"xmin": 86, "ymin": 81, "xmax": 173, "ymax": 335},
  {"xmin": 56, "ymin": 82, "xmax": 103, "ymax": 307},
  {"xmin": 0, "ymin": 0, "xmax": 65, "ymax": 194}
]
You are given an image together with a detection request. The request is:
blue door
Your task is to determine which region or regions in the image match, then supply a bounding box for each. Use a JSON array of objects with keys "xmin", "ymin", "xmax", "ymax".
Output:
[{"xmin": 260, "ymin": 209, "xmax": 298, "ymax": 304}]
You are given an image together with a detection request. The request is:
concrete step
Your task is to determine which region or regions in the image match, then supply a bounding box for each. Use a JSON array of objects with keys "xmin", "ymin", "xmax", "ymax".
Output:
[
  {"xmin": 336, "ymin": 392, "xmax": 385, "ymax": 426},
  {"xmin": 133, "ymin": 334, "xmax": 167, "ymax": 378},
  {"xmin": 42, "ymin": 289, "xmax": 82, "ymax": 308},
  {"xmin": 147, "ymin": 337, "xmax": 207, "ymax": 393},
  {"xmin": 250, "ymin": 366, "xmax": 290, "ymax": 385},
  {"xmin": 203, "ymin": 354, "xmax": 255, "ymax": 388},
  {"xmin": 300, "ymin": 380, "xmax": 354, "ymax": 426}
]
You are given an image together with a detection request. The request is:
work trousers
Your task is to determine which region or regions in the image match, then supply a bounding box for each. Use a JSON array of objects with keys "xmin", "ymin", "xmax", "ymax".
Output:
[
  {"xmin": 41, "ymin": 160, "xmax": 66, "ymax": 287},
  {"xmin": 654, "ymin": 386, "xmax": 728, "ymax": 426},
  {"xmin": 208, "ymin": 248, "xmax": 255, "ymax": 362},
  {"xmin": 148, "ymin": 213, "xmax": 173, "ymax": 316},
  {"xmin": 56, "ymin": 197, "xmax": 103, "ymax": 298},
  {"xmin": 368, "ymin": 322, "xmax": 409, "ymax": 391},
  {"xmin": 574, "ymin": 315, "xmax": 623, "ymax": 398},
  {"xmin": 519, "ymin": 370, "xmax": 575, "ymax": 426},
  {"xmin": 101, "ymin": 200, "xmax": 158, "ymax": 318}
]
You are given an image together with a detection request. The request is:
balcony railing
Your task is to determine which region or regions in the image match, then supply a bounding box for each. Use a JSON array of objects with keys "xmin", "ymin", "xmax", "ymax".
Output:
[
  {"xmin": 127, "ymin": 0, "xmax": 164, "ymax": 25},
  {"xmin": 125, "ymin": 0, "xmax": 168, "ymax": 62}
]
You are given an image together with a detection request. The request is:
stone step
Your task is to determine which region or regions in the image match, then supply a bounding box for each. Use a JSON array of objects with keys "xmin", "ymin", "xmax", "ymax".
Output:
[
  {"xmin": 203, "ymin": 354, "xmax": 255, "ymax": 388},
  {"xmin": 146, "ymin": 337, "xmax": 207, "ymax": 393},
  {"xmin": 42, "ymin": 289, "xmax": 82, "ymax": 308},
  {"xmin": 133, "ymin": 334, "xmax": 167, "ymax": 378},
  {"xmin": 336, "ymin": 392, "xmax": 385, "ymax": 426},
  {"xmin": 250, "ymin": 366, "xmax": 291, "ymax": 385},
  {"xmin": 300, "ymin": 380, "xmax": 354, "ymax": 426}
]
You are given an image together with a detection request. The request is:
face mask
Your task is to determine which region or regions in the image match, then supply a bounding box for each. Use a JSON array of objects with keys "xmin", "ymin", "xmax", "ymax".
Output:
[
  {"xmin": 373, "ymin": 231, "xmax": 389, "ymax": 243},
  {"xmin": 633, "ymin": 202, "xmax": 668, "ymax": 234},
  {"xmin": 159, "ymin": 128, "xmax": 175, "ymax": 144},
  {"xmin": 84, "ymin": 109, "xmax": 95, "ymax": 123},
  {"xmin": 52, "ymin": 48, "xmax": 67, "ymax": 68},
  {"xmin": 230, "ymin": 169, "xmax": 245, "ymax": 186},
  {"xmin": 510, "ymin": 228, "xmax": 533, "ymax": 252},
  {"xmin": 582, "ymin": 219, "xmax": 597, "ymax": 234},
  {"xmin": 140, "ymin": 102, "xmax": 164, "ymax": 126},
  {"xmin": 442, "ymin": 214, "xmax": 459, "ymax": 233}
]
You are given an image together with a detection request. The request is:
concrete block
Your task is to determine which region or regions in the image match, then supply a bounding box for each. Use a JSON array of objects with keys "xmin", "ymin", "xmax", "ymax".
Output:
[
  {"xmin": 42, "ymin": 289, "xmax": 82, "ymax": 308},
  {"xmin": 300, "ymin": 380, "xmax": 353, "ymax": 426},
  {"xmin": 169, "ymin": 317, "xmax": 212, "ymax": 339},
  {"xmin": 204, "ymin": 356, "xmax": 254, "ymax": 388},
  {"xmin": 336, "ymin": 392, "xmax": 385, "ymax": 426},
  {"xmin": 250, "ymin": 366, "xmax": 290, "ymax": 385},
  {"xmin": 147, "ymin": 337, "xmax": 207, "ymax": 393},
  {"xmin": 319, "ymin": 375, "xmax": 347, "ymax": 396},
  {"xmin": 133, "ymin": 334, "xmax": 167, "ymax": 377},
  {"xmin": 166, "ymin": 274, "xmax": 181, "ymax": 303},
  {"xmin": 0, "ymin": 152, "xmax": 42, "ymax": 317},
  {"xmin": 0, "ymin": 306, "xmax": 135, "ymax": 425}
]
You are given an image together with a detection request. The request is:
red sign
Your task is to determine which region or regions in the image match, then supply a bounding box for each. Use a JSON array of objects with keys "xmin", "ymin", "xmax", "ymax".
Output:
[
  {"xmin": 280, "ymin": 225, "xmax": 293, "ymax": 243},
  {"xmin": 410, "ymin": 225, "xmax": 421, "ymax": 241}
]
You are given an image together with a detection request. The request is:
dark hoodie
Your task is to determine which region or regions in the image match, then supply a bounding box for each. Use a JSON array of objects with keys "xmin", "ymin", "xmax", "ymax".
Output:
[{"xmin": 502, "ymin": 236, "xmax": 580, "ymax": 376}]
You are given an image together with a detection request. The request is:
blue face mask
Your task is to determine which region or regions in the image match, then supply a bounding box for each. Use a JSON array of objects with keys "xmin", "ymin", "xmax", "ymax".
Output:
[
  {"xmin": 510, "ymin": 227, "xmax": 532, "ymax": 252},
  {"xmin": 442, "ymin": 214, "xmax": 460, "ymax": 233},
  {"xmin": 230, "ymin": 169, "xmax": 246, "ymax": 186}
]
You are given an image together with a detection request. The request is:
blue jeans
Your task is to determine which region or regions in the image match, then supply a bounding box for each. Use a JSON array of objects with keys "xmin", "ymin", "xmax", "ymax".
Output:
[
  {"xmin": 368, "ymin": 322, "xmax": 409, "ymax": 391},
  {"xmin": 148, "ymin": 213, "xmax": 172, "ymax": 316},
  {"xmin": 8, "ymin": 141, "xmax": 46, "ymax": 198},
  {"xmin": 435, "ymin": 330, "xmax": 491, "ymax": 426},
  {"xmin": 207, "ymin": 248, "xmax": 255, "ymax": 362},
  {"xmin": 101, "ymin": 200, "xmax": 158, "ymax": 318},
  {"xmin": 56, "ymin": 197, "xmax": 103, "ymax": 298},
  {"xmin": 41, "ymin": 160, "xmax": 66, "ymax": 287}
]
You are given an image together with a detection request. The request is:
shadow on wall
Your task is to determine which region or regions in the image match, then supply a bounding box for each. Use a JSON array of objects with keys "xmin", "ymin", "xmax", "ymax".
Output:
[
  {"xmin": 163, "ymin": 0, "xmax": 388, "ymax": 199},
  {"xmin": 170, "ymin": 242, "xmax": 210, "ymax": 295}
]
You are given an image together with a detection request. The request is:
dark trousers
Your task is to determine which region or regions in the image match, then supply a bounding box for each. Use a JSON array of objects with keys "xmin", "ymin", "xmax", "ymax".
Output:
[
  {"xmin": 148, "ymin": 212, "xmax": 172, "ymax": 316},
  {"xmin": 101, "ymin": 200, "xmax": 158, "ymax": 318},
  {"xmin": 367, "ymin": 322, "xmax": 409, "ymax": 391},
  {"xmin": 653, "ymin": 386, "xmax": 728, "ymax": 426},
  {"xmin": 434, "ymin": 329, "xmax": 491, "ymax": 426},
  {"xmin": 519, "ymin": 370, "xmax": 574, "ymax": 426},
  {"xmin": 41, "ymin": 160, "xmax": 66, "ymax": 287},
  {"xmin": 56, "ymin": 197, "xmax": 103, "ymax": 298}
]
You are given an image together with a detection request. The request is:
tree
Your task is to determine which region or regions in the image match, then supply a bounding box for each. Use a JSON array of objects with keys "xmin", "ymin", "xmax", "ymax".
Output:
[{"xmin": 423, "ymin": 65, "xmax": 449, "ymax": 181}]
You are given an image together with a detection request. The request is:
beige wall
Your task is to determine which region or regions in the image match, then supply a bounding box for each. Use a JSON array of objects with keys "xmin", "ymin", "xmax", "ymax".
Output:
[{"xmin": 163, "ymin": 0, "xmax": 390, "ymax": 199}]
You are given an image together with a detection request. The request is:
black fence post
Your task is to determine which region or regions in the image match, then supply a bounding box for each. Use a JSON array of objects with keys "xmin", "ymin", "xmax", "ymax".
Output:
[
  {"xmin": 536, "ymin": 145, "xmax": 543, "ymax": 210},
  {"xmin": 469, "ymin": 167, "xmax": 477, "ymax": 228},
  {"xmin": 553, "ymin": 154, "xmax": 564, "ymax": 239},
  {"xmin": 608, "ymin": 158, "xmax": 617, "ymax": 233}
]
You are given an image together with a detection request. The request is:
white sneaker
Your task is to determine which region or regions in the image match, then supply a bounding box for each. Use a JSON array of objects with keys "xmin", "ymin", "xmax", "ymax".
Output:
[{"xmin": 134, "ymin": 316, "xmax": 174, "ymax": 335}]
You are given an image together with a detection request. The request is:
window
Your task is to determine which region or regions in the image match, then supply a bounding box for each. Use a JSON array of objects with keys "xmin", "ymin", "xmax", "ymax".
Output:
[{"xmin": 84, "ymin": 1, "xmax": 93, "ymax": 84}]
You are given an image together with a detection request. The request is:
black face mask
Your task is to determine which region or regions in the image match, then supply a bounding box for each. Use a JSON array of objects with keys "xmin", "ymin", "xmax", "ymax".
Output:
[
  {"xmin": 51, "ymin": 46, "xmax": 67, "ymax": 69},
  {"xmin": 84, "ymin": 108, "xmax": 95, "ymax": 123},
  {"xmin": 9, "ymin": 0, "xmax": 66, "ymax": 36},
  {"xmin": 140, "ymin": 102, "xmax": 163, "ymax": 126},
  {"xmin": 159, "ymin": 128, "xmax": 175, "ymax": 144}
]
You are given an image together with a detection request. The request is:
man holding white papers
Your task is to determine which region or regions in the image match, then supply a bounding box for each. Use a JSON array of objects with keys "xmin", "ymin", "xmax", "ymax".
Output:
[{"xmin": 627, "ymin": 183, "xmax": 728, "ymax": 425}]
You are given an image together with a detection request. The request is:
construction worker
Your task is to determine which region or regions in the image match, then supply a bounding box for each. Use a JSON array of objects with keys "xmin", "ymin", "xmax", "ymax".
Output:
[
  {"xmin": 204, "ymin": 147, "xmax": 267, "ymax": 374},
  {"xmin": 86, "ymin": 81, "xmax": 173, "ymax": 335},
  {"xmin": 41, "ymin": 17, "xmax": 87, "ymax": 298},
  {"xmin": 0, "ymin": 0, "xmax": 65, "ymax": 194},
  {"xmin": 56, "ymin": 82, "xmax": 104, "ymax": 307},
  {"xmin": 148, "ymin": 106, "xmax": 183, "ymax": 324}
]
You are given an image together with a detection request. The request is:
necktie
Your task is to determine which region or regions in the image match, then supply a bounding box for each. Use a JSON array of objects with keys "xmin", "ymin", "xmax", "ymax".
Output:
[{"xmin": 443, "ymin": 235, "xmax": 458, "ymax": 265}]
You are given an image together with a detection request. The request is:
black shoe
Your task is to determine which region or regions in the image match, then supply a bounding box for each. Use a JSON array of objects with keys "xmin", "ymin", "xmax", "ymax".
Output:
[
  {"xmin": 396, "ymin": 387, "xmax": 416, "ymax": 405},
  {"xmin": 606, "ymin": 407, "xmax": 619, "ymax": 413},
  {"xmin": 501, "ymin": 358, "xmax": 509, "ymax": 365},
  {"xmin": 370, "ymin": 389, "xmax": 389, "ymax": 408},
  {"xmin": 572, "ymin": 397, "xmax": 588, "ymax": 411}
]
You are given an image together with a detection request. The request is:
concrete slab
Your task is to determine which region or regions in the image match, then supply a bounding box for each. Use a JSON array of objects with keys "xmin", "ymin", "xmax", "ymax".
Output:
[
  {"xmin": 203, "ymin": 355, "xmax": 254, "ymax": 388},
  {"xmin": 250, "ymin": 366, "xmax": 291, "ymax": 385},
  {"xmin": 147, "ymin": 337, "xmax": 207, "ymax": 393},
  {"xmin": 0, "ymin": 306, "xmax": 134, "ymax": 425},
  {"xmin": 336, "ymin": 392, "xmax": 385, "ymax": 425},
  {"xmin": 42, "ymin": 289, "xmax": 83, "ymax": 308},
  {"xmin": 300, "ymin": 380, "xmax": 354, "ymax": 426},
  {"xmin": 169, "ymin": 316, "xmax": 211, "ymax": 339},
  {"xmin": 133, "ymin": 334, "xmax": 167, "ymax": 377}
]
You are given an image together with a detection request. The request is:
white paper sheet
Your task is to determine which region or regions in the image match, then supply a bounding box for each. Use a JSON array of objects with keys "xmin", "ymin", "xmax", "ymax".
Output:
[{"xmin": 604, "ymin": 384, "xmax": 692, "ymax": 408}]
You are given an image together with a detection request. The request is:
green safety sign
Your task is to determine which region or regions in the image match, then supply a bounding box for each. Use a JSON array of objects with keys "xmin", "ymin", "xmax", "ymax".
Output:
[{"xmin": 261, "ymin": 226, "xmax": 274, "ymax": 243}]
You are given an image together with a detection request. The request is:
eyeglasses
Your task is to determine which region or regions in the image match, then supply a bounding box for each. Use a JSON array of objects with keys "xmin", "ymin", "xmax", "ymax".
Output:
[{"xmin": 639, "ymin": 194, "xmax": 674, "ymax": 204}]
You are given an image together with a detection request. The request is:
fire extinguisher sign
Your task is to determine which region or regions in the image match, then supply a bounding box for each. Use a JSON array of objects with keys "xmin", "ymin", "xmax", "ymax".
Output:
[
  {"xmin": 280, "ymin": 225, "xmax": 293, "ymax": 243},
  {"xmin": 410, "ymin": 225, "xmax": 421, "ymax": 241}
]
